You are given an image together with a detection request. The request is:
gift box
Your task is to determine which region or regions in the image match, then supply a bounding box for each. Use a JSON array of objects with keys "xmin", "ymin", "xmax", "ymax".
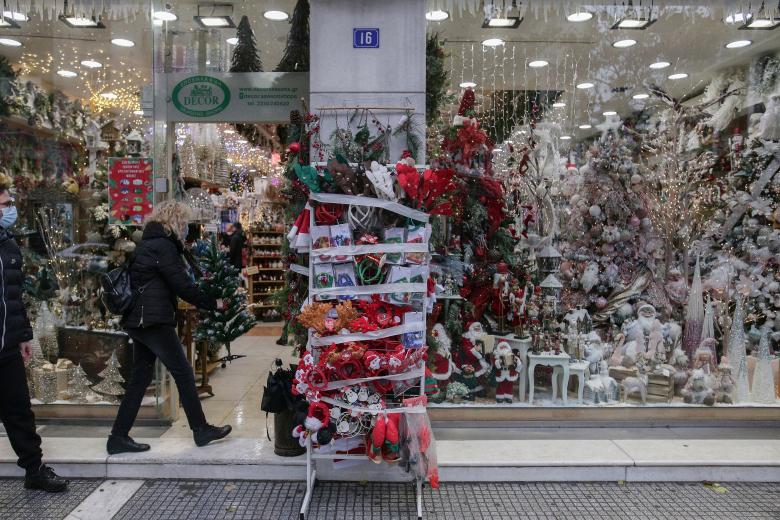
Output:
[
  {"xmin": 54, "ymin": 358, "xmax": 75, "ymax": 399},
  {"xmin": 33, "ymin": 364, "xmax": 59, "ymax": 404}
]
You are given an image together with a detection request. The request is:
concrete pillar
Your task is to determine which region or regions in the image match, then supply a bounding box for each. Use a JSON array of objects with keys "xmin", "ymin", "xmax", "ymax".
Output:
[{"xmin": 310, "ymin": 0, "xmax": 426, "ymax": 163}]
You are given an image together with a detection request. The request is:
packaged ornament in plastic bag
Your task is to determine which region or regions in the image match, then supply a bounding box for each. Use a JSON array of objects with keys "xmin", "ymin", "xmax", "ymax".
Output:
[
  {"xmin": 405, "ymin": 225, "xmax": 430, "ymax": 265},
  {"xmin": 314, "ymin": 263, "xmax": 335, "ymax": 300},
  {"xmin": 386, "ymin": 266, "xmax": 411, "ymax": 305},
  {"xmin": 383, "ymin": 228, "xmax": 406, "ymax": 265},
  {"xmin": 311, "ymin": 226, "xmax": 333, "ymax": 264},
  {"xmin": 409, "ymin": 265, "xmax": 428, "ymax": 305},
  {"xmin": 330, "ymin": 223, "xmax": 353, "ymax": 262},
  {"xmin": 334, "ymin": 262, "xmax": 357, "ymax": 300},
  {"xmin": 399, "ymin": 399, "xmax": 439, "ymax": 488},
  {"xmin": 402, "ymin": 312, "xmax": 425, "ymax": 349}
]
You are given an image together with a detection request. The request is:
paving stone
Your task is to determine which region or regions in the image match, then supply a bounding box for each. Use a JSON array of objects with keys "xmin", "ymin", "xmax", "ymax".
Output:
[{"xmin": 0, "ymin": 478, "xmax": 101, "ymax": 520}]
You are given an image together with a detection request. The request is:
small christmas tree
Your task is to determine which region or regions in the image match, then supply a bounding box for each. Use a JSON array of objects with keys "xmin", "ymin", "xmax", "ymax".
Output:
[
  {"xmin": 728, "ymin": 297, "xmax": 750, "ymax": 403},
  {"xmin": 91, "ymin": 352, "xmax": 125, "ymax": 402},
  {"xmin": 230, "ymin": 15, "xmax": 263, "ymax": 73},
  {"xmin": 194, "ymin": 237, "xmax": 257, "ymax": 360},
  {"xmin": 274, "ymin": 0, "xmax": 309, "ymax": 73},
  {"xmin": 68, "ymin": 364, "xmax": 96, "ymax": 403},
  {"xmin": 751, "ymin": 325, "xmax": 776, "ymax": 404}
]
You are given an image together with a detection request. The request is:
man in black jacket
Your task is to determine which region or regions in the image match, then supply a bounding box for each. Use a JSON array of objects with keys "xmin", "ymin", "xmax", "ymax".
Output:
[
  {"xmin": 0, "ymin": 186, "xmax": 68, "ymax": 492},
  {"xmin": 228, "ymin": 222, "xmax": 246, "ymax": 270}
]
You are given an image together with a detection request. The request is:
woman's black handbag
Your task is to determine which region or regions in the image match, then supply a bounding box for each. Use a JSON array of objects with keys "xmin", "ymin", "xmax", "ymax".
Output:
[{"xmin": 100, "ymin": 264, "xmax": 135, "ymax": 315}]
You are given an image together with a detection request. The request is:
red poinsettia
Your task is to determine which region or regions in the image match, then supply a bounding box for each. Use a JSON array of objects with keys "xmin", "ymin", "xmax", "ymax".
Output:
[{"xmin": 397, "ymin": 162, "xmax": 456, "ymax": 215}]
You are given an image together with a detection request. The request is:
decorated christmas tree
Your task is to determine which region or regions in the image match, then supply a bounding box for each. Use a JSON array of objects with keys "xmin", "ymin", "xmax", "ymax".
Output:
[
  {"xmin": 68, "ymin": 364, "xmax": 96, "ymax": 403},
  {"xmin": 194, "ymin": 237, "xmax": 257, "ymax": 358},
  {"xmin": 274, "ymin": 0, "xmax": 309, "ymax": 73},
  {"xmin": 91, "ymin": 351, "xmax": 125, "ymax": 402}
]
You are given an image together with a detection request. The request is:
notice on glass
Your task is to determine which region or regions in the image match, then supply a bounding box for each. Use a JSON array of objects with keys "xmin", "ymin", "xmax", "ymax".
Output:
[{"xmin": 108, "ymin": 157, "xmax": 154, "ymax": 226}]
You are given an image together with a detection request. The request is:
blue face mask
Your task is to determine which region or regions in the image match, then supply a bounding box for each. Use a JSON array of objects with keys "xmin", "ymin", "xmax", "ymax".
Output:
[{"xmin": 0, "ymin": 206, "xmax": 17, "ymax": 229}]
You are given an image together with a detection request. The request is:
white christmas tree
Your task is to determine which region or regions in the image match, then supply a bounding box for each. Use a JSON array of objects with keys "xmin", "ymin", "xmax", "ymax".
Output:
[
  {"xmin": 751, "ymin": 325, "xmax": 776, "ymax": 404},
  {"xmin": 68, "ymin": 364, "xmax": 97, "ymax": 403},
  {"xmin": 728, "ymin": 297, "xmax": 750, "ymax": 403},
  {"xmin": 701, "ymin": 296, "xmax": 715, "ymax": 342},
  {"xmin": 682, "ymin": 257, "xmax": 703, "ymax": 360},
  {"xmin": 91, "ymin": 352, "xmax": 125, "ymax": 402}
]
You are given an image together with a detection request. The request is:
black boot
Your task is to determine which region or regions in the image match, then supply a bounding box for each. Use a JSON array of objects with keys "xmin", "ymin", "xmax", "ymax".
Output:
[
  {"xmin": 24, "ymin": 465, "xmax": 69, "ymax": 493},
  {"xmin": 107, "ymin": 435, "xmax": 151, "ymax": 455},
  {"xmin": 193, "ymin": 424, "xmax": 232, "ymax": 447}
]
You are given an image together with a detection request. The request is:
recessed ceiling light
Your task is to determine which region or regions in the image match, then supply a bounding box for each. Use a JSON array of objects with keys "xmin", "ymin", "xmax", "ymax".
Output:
[
  {"xmin": 153, "ymin": 19, "xmax": 163, "ymax": 26},
  {"xmin": 226, "ymin": 37, "xmax": 239, "ymax": 45},
  {"xmin": 100, "ymin": 92, "xmax": 118, "ymax": 100},
  {"xmin": 612, "ymin": 17, "xmax": 655, "ymax": 30},
  {"xmin": 552, "ymin": 102, "xmax": 566, "ymax": 108},
  {"xmin": 425, "ymin": 10, "xmax": 449, "ymax": 22},
  {"xmin": 725, "ymin": 39, "xmax": 752, "ymax": 49},
  {"xmin": 649, "ymin": 61, "xmax": 671, "ymax": 69},
  {"xmin": 111, "ymin": 38, "xmax": 135, "ymax": 47},
  {"xmin": 59, "ymin": 15, "xmax": 103, "ymax": 28},
  {"xmin": 613, "ymin": 39, "xmax": 637, "ymax": 48},
  {"xmin": 603, "ymin": 111, "xmax": 618, "ymax": 116},
  {"xmin": 0, "ymin": 38, "xmax": 21, "ymax": 47},
  {"xmin": 223, "ymin": 128, "xmax": 236, "ymax": 134},
  {"xmin": 743, "ymin": 18, "xmax": 780, "ymax": 29},
  {"xmin": 459, "ymin": 81, "xmax": 477, "ymax": 88},
  {"xmin": 632, "ymin": 93, "xmax": 650, "ymax": 99},
  {"xmin": 80, "ymin": 59, "xmax": 102, "ymax": 68},
  {"xmin": 579, "ymin": 124, "xmax": 592, "ymax": 129},
  {"xmin": 576, "ymin": 82, "xmax": 595, "ymax": 89},
  {"xmin": 481, "ymin": 38, "xmax": 505, "ymax": 47},
  {"xmin": 249, "ymin": 169, "xmax": 257, "ymax": 173},
  {"xmin": 528, "ymin": 60, "xmax": 549, "ymax": 68},
  {"xmin": 152, "ymin": 11, "xmax": 177, "ymax": 22},
  {"xmin": 56, "ymin": 69, "xmax": 77, "ymax": 78},
  {"xmin": 567, "ymin": 12, "xmax": 593, "ymax": 22},
  {"xmin": 483, "ymin": 16, "xmax": 522, "ymax": 28},
  {"xmin": 133, "ymin": 110, "xmax": 144, "ymax": 116},
  {"xmin": 237, "ymin": 139, "xmax": 248, "ymax": 144},
  {"xmin": 2, "ymin": 11, "xmax": 27, "ymax": 21},
  {"xmin": 263, "ymin": 10, "xmax": 289, "ymax": 21},
  {"xmin": 725, "ymin": 13, "xmax": 751, "ymax": 24},
  {"xmin": 668, "ymin": 72, "xmax": 688, "ymax": 80},
  {"xmin": 194, "ymin": 16, "xmax": 235, "ymax": 28},
  {"xmin": 560, "ymin": 135, "xmax": 572, "ymax": 140}
]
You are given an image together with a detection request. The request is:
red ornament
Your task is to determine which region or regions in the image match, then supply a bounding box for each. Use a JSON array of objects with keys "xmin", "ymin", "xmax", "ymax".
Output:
[{"xmin": 288, "ymin": 142, "xmax": 301, "ymax": 154}]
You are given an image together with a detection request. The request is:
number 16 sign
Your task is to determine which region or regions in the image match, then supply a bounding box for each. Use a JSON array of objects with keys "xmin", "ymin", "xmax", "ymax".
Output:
[{"xmin": 353, "ymin": 28, "xmax": 379, "ymax": 49}]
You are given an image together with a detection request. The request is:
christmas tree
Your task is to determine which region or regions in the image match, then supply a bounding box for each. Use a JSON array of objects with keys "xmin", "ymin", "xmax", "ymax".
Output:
[
  {"xmin": 68, "ymin": 364, "xmax": 96, "ymax": 403},
  {"xmin": 727, "ymin": 297, "xmax": 750, "ymax": 403},
  {"xmin": 194, "ymin": 237, "xmax": 256, "ymax": 359},
  {"xmin": 274, "ymin": 0, "xmax": 309, "ymax": 73},
  {"xmin": 682, "ymin": 258, "xmax": 704, "ymax": 360},
  {"xmin": 91, "ymin": 351, "xmax": 125, "ymax": 402},
  {"xmin": 230, "ymin": 15, "xmax": 263, "ymax": 73},
  {"xmin": 752, "ymin": 325, "xmax": 776, "ymax": 404}
]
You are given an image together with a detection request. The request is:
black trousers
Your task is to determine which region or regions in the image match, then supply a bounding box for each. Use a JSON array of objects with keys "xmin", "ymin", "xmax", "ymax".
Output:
[
  {"xmin": 112, "ymin": 325, "xmax": 207, "ymax": 437},
  {"xmin": 0, "ymin": 351, "xmax": 42, "ymax": 472}
]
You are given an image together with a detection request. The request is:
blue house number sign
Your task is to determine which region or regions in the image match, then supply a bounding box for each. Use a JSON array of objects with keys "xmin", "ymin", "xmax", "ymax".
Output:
[{"xmin": 353, "ymin": 28, "xmax": 379, "ymax": 49}]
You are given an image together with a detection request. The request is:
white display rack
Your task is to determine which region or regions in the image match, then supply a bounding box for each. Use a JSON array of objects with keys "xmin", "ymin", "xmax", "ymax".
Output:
[{"xmin": 299, "ymin": 190, "xmax": 432, "ymax": 520}]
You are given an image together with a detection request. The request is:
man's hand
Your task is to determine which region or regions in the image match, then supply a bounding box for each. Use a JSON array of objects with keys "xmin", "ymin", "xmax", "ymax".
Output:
[{"xmin": 20, "ymin": 341, "xmax": 32, "ymax": 363}]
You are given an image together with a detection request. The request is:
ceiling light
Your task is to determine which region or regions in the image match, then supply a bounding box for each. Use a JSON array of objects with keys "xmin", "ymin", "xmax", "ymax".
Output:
[
  {"xmin": 668, "ymin": 72, "xmax": 688, "ymax": 80},
  {"xmin": 579, "ymin": 124, "xmax": 592, "ymax": 129},
  {"xmin": 632, "ymin": 93, "xmax": 649, "ymax": 99},
  {"xmin": 56, "ymin": 70, "xmax": 77, "ymax": 78},
  {"xmin": 482, "ymin": 16, "xmax": 522, "ymax": 28},
  {"xmin": 560, "ymin": 135, "xmax": 572, "ymax": 140},
  {"xmin": 552, "ymin": 102, "xmax": 566, "ymax": 108},
  {"xmin": 111, "ymin": 38, "xmax": 135, "ymax": 47},
  {"xmin": 612, "ymin": 39, "xmax": 637, "ymax": 48},
  {"xmin": 59, "ymin": 15, "xmax": 104, "ymax": 28},
  {"xmin": 100, "ymin": 92, "xmax": 118, "ymax": 100},
  {"xmin": 459, "ymin": 81, "xmax": 477, "ymax": 88},
  {"xmin": 567, "ymin": 12, "xmax": 593, "ymax": 22},
  {"xmin": 226, "ymin": 37, "xmax": 238, "ymax": 45},
  {"xmin": 612, "ymin": 16, "xmax": 655, "ymax": 30},
  {"xmin": 425, "ymin": 10, "xmax": 449, "ymax": 22},
  {"xmin": 194, "ymin": 16, "xmax": 235, "ymax": 28},
  {"xmin": 726, "ymin": 39, "xmax": 752, "ymax": 48},
  {"xmin": 528, "ymin": 60, "xmax": 548, "ymax": 68},
  {"xmin": 263, "ymin": 10, "xmax": 289, "ymax": 21},
  {"xmin": 725, "ymin": 13, "xmax": 751, "ymax": 24},
  {"xmin": 80, "ymin": 59, "xmax": 102, "ymax": 68},
  {"xmin": 481, "ymin": 38, "xmax": 505, "ymax": 47},
  {"xmin": 133, "ymin": 110, "xmax": 144, "ymax": 116},
  {"xmin": 153, "ymin": 19, "xmax": 163, "ymax": 27},
  {"xmin": 603, "ymin": 111, "xmax": 618, "ymax": 116},
  {"xmin": 2, "ymin": 11, "xmax": 27, "ymax": 21},
  {"xmin": 249, "ymin": 169, "xmax": 257, "ymax": 173},
  {"xmin": 649, "ymin": 61, "xmax": 670, "ymax": 69},
  {"xmin": 742, "ymin": 17, "xmax": 780, "ymax": 30},
  {"xmin": 237, "ymin": 139, "xmax": 248, "ymax": 144},
  {"xmin": 152, "ymin": 11, "xmax": 177, "ymax": 22},
  {"xmin": 223, "ymin": 128, "xmax": 236, "ymax": 134},
  {"xmin": 0, "ymin": 38, "xmax": 21, "ymax": 47},
  {"xmin": 576, "ymin": 82, "xmax": 595, "ymax": 89}
]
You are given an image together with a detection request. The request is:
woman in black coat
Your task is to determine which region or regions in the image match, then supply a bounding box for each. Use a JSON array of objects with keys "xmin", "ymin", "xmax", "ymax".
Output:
[{"xmin": 108, "ymin": 201, "xmax": 232, "ymax": 454}]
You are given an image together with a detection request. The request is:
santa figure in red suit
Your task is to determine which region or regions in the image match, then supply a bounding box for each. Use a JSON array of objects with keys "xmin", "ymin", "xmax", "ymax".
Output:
[
  {"xmin": 493, "ymin": 340, "xmax": 520, "ymax": 403},
  {"xmin": 456, "ymin": 321, "xmax": 491, "ymax": 382},
  {"xmin": 429, "ymin": 323, "xmax": 457, "ymax": 390}
]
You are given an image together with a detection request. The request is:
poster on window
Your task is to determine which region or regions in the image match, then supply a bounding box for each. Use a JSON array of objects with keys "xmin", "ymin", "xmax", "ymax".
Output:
[{"xmin": 108, "ymin": 157, "xmax": 154, "ymax": 225}]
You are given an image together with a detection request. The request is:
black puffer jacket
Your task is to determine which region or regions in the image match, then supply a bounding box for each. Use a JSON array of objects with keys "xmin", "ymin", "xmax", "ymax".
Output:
[
  {"xmin": 0, "ymin": 230, "xmax": 33, "ymax": 360},
  {"xmin": 121, "ymin": 222, "xmax": 217, "ymax": 329}
]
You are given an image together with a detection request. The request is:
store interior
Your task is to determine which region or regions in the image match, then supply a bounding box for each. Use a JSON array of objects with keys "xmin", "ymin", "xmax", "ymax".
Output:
[{"xmin": 0, "ymin": 1, "xmax": 778, "ymax": 447}]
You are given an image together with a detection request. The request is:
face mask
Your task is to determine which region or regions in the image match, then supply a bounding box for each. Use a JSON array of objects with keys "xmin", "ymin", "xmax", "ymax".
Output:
[{"xmin": 0, "ymin": 206, "xmax": 17, "ymax": 229}]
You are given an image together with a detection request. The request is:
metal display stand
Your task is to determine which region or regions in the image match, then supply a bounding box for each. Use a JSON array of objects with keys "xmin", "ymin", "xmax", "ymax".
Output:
[{"xmin": 299, "ymin": 188, "xmax": 431, "ymax": 520}]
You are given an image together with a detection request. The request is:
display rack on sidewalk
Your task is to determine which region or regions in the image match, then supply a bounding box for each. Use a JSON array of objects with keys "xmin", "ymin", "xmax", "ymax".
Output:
[{"xmin": 296, "ymin": 187, "xmax": 436, "ymax": 520}]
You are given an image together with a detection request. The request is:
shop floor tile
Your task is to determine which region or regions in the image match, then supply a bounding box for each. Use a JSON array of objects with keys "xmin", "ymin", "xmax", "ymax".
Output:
[
  {"xmin": 109, "ymin": 480, "xmax": 780, "ymax": 520},
  {"xmin": 0, "ymin": 478, "xmax": 102, "ymax": 520}
]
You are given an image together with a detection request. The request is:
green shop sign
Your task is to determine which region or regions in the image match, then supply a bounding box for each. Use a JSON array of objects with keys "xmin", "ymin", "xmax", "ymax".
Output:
[{"xmin": 171, "ymin": 75, "xmax": 231, "ymax": 117}]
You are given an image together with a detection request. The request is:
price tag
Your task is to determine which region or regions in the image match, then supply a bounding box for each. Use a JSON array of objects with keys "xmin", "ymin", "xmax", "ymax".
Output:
[{"xmin": 245, "ymin": 266, "xmax": 260, "ymax": 276}]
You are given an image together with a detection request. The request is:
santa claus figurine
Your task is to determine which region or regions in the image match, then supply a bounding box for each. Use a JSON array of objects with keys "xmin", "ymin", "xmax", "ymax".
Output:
[
  {"xmin": 493, "ymin": 341, "xmax": 520, "ymax": 403},
  {"xmin": 457, "ymin": 321, "xmax": 491, "ymax": 379},
  {"xmin": 429, "ymin": 323, "xmax": 458, "ymax": 390}
]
